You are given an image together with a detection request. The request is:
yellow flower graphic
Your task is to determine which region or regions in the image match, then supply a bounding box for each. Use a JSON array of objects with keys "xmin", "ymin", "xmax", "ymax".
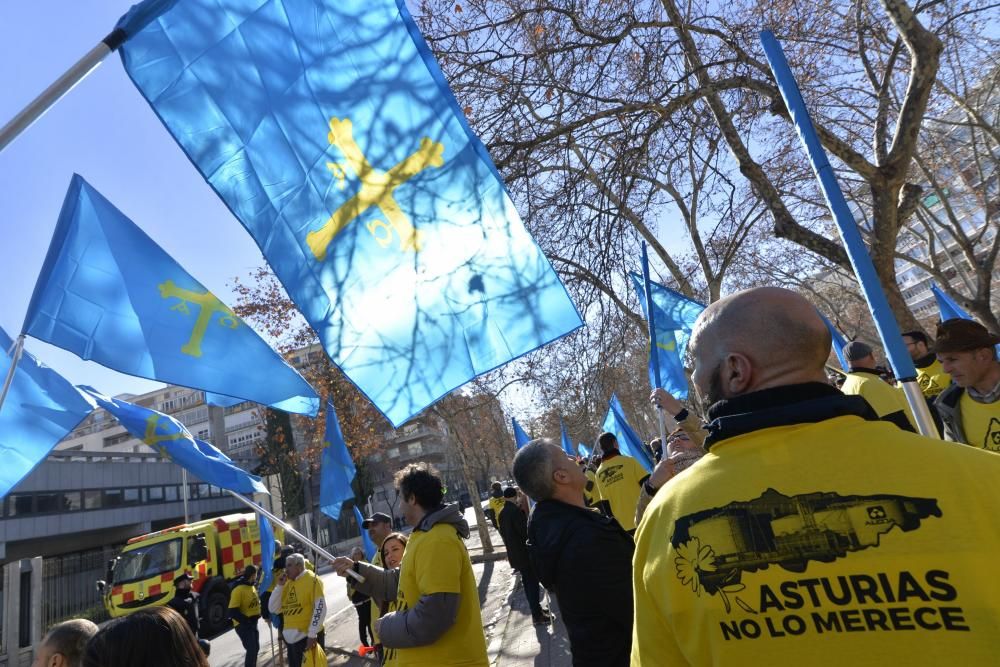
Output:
[{"xmin": 674, "ymin": 538, "xmax": 717, "ymax": 593}]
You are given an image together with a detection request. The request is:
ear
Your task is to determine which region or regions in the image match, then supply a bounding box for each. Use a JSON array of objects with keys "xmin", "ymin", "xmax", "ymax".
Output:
[
  {"xmin": 552, "ymin": 468, "xmax": 570, "ymax": 484},
  {"xmin": 723, "ymin": 353, "xmax": 754, "ymax": 394}
]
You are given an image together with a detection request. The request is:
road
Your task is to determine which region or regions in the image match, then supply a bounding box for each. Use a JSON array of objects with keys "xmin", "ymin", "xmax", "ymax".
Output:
[{"xmin": 208, "ymin": 506, "xmax": 486, "ymax": 666}]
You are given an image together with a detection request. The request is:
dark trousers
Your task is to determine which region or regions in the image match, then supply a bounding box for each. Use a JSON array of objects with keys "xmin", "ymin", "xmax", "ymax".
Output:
[
  {"xmin": 355, "ymin": 601, "xmax": 372, "ymax": 646},
  {"xmin": 286, "ymin": 638, "xmax": 307, "ymax": 667},
  {"xmin": 521, "ymin": 569, "xmax": 544, "ymax": 617},
  {"xmin": 235, "ymin": 621, "xmax": 259, "ymax": 667}
]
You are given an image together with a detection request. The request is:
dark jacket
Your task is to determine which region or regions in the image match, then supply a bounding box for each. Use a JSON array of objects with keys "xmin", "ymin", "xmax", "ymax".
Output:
[
  {"xmin": 936, "ymin": 383, "xmax": 967, "ymax": 444},
  {"xmin": 167, "ymin": 590, "xmax": 199, "ymax": 635},
  {"xmin": 528, "ymin": 499, "xmax": 634, "ymax": 667},
  {"xmin": 497, "ymin": 501, "xmax": 531, "ymax": 572}
]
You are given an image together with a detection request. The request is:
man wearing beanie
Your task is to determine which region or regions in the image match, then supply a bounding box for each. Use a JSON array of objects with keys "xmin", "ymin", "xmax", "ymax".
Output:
[
  {"xmin": 934, "ymin": 318, "xmax": 1000, "ymax": 450},
  {"xmin": 840, "ymin": 341, "xmax": 917, "ymax": 432}
]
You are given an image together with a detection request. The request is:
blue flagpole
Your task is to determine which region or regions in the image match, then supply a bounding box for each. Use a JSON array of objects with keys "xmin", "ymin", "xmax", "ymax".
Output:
[
  {"xmin": 641, "ymin": 242, "xmax": 669, "ymax": 450},
  {"xmin": 759, "ymin": 31, "xmax": 937, "ymax": 438}
]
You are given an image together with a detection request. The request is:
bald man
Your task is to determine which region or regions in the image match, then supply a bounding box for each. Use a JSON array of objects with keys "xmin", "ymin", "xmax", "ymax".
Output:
[{"xmin": 631, "ymin": 287, "xmax": 1000, "ymax": 666}]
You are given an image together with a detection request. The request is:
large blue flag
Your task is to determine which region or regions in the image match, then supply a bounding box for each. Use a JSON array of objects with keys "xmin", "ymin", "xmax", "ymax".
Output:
[
  {"xmin": 577, "ymin": 443, "xmax": 591, "ymax": 458},
  {"xmin": 602, "ymin": 394, "xmax": 653, "ymax": 472},
  {"xmin": 559, "ymin": 419, "xmax": 576, "ymax": 458},
  {"xmin": 353, "ymin": 505, "xmax": 377, "ymax": 561},
  {"xmin": 819, "ymin": 312, "xmax": 850, "ymax": 371},
  {"xmin": 78, "ymin": 386, "xmax": 267, "ymax": 494},
  {"xmin": 23, "ymin": 175, "xmax": 319, "ymax": 416},
  {"xmin": 318, "ymin": 401, "xmax": 356, "ymax": 520},
  {"xmin": 0, "ymin": 328, "xmax": 94, "ymax": 499},
  {"xmin": 117, "ymin": 0, "xmax": 583, "ymax": 427},
  {"xmin": 257, "ymin": 513, "xmax": 275, "ymax": 593},
  {"xmin": 629, "ymin": 273, "xmax": 704, "ymax": 400},
  {"xmin": 512, "ymin": 418, "xmax": 531, "ymax": 450}
]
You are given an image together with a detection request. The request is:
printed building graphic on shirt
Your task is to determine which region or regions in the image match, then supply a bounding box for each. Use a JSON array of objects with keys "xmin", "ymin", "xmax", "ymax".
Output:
[{"xmin": 670, "ymin": 489, "xmax": 941, "ymax": 611}]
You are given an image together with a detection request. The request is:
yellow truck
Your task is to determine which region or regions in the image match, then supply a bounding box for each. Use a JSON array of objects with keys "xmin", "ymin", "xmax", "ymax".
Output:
[{"xmin": 97, "ymin": 512, "xmax": 273, "ymax": 634}]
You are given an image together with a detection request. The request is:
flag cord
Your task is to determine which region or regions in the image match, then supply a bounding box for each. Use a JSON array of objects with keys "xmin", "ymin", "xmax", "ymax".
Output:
[
  {"xmin": 224, "ymin": 489, "xmax": 364, "ymax": 583},
  {"xmin": 0, "ymin": 335, "xmax": 26, "ymax": 414},
  {"xmin": 0, "ymin": 38, "xmax": 114, "ymax": 153}
]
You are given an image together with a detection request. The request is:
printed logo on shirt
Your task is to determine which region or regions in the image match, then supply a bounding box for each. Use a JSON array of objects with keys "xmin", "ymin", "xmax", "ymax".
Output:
[
  {"xmin": 983, "ymin": 418, "xmax": 1000, "ymax": 452},
  {"xmin": 917, "ymin": 374, "xmax": 942, "ymax": 395},
  {"xmin": 667, "ymin": 489, "xmax": 968, "ymax": 639},
  {"xmin": 598, "ymin": 464, "xmax": 625, "ymax": 486}
]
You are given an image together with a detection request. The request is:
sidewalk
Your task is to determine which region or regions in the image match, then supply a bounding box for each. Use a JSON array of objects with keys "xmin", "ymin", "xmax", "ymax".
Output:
[{"xmin": 233, "ymin": 515, "xmax": 571, "ymax": 667}]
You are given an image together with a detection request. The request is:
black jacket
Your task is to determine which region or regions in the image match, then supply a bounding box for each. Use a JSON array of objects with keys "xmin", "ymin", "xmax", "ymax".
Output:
[
  {"xmin": 497, "ymin": 501, "xmax": 531, "ymax": 572},
  {"xmin": 527, "ymin": 499, "xmax": 634, "ymax": 667},
  {"xmin": 167, "ymin": 590, "xmax": 199, "ymax": 635}
]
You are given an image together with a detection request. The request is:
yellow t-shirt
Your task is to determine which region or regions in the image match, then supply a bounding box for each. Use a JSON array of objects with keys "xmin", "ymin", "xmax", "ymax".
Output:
[
  {"xmin": 916, "ymin": 359, "xmax": 951, "ymax": 398},
  {"xmin": 596, "ymin": 454, "xmax": 647, "ymax": 532},
  {"xmin": 228, "ymin": 582, "xmax": 260, "ymax": 626},
  {"xmin": 281, "ymin": 570, "xmax": 324, "ymax": 634},
  {"xmin": 842, "ymin": 371, "xmax": 916, "ymax": 430},
  {"xmin": 584, "ymin": 468, "xmax": 602, "ymax": 507},
  {"xmin": 488, "ymin": 496, "xmax": 505, "ymax": 524},
  {"xmin": 958, "ymin": 393, "xmax": 1000, "ymax": 452},
  {"xmin": 632, "ymin": 415, "xmax": 1000, "ymax": 666},
  {"xmin": 385, "ymin": 523, "xmax": 488, "ymax": 666}
]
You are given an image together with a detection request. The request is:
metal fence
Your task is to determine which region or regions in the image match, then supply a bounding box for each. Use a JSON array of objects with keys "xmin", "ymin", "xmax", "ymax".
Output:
[{"xmin": 41, "ymin": 548, "xmax": 115, "ymax": 629}]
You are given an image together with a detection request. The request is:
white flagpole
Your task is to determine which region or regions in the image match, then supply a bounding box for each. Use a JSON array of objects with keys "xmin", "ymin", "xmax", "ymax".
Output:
[
  {"xmin": 0, "ymin": 334, "xmax": 26, "ymax": 414},
  {"xmin": 0, "ymin": 29, "xmax": 127, "ymax": 153},
  {"xmin": 225, "ymin": 490, "xmax": 364, "ymax": 583}
]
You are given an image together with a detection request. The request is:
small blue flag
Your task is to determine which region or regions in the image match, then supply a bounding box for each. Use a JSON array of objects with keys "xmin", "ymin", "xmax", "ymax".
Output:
[
  {"xmin": 819, "ymin": 312, "xmax": 850, "ymax": 371},
  {"xmin": 0, "ymin": 328, "xmax": 94, "ymax": 499},
  {"xmin": 24, "ymin": 175, "xmax": 319, "ymax": 416},
  {"xmin": 118, "ymin": 0, "xmax": 583, "ymax": 427},
  {"xmin": 629, "ymin": 273, "xmax": 704, "ymax": 400},
  {"xmin": 78, "ymin": 386, "xmax": 267, "ymax": 494},
  {"xmin": 353, "ymin": 505, "xmax": 378, "ymax": 561},
  {"xmin": 319, "ymin": 401, "xmax": 356, "ymax": 521},
  {"xmin": 577, "ymin": 443, "xmax": 591, "ymax": 459},
  {"xmin": 602, "ymin": 394, "xmax": 653, "ymax": 472},
  {"xmin": 931, "ymin": 284, "xmax": 1000, "ymax": 355},
  {"xmin": 257, "ymin": 513, "xmax": 275, "ymax": 593},
  {"xmin": 512, "ymin": 418, "xmax": 531, "ymax": 450},
  {"xmin": 931, "ymin": 284, "xmax": 972, "ymax": 322},
  {"xmin": 559, "ymin": 419, "xmax": 576, "ymax": 458}
]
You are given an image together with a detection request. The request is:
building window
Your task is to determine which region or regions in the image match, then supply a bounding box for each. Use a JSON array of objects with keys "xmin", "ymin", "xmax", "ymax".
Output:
[
  {"xmin": 103, "ymin": 489, "xmax": 124, "ymax": 507},
  {"xmin": 84, "ymin": 490, "xmax": 102, "ymax": 510},
  {"xmin": 8, "ymin": 494, "xmax": 32, "ymax": 516},
  {"xmin": 63, "ymin": 491, "xmax": 82, "ymax": 511},
  {"xmin": 147, "ymin": 486, "xmax": 164, "ymax": 502},
  {"xmin": 36, "ymin": 492, "xmax": 61, "ymax": 514},
  {"xmin": 103, "ymin": 432, "xmax": 131, "ymax": 448},
  {"xmin": 123, "ymin": 488, "xmax": 141, "ymax": 505},
  {"xmin": 388, "ymin": 449, "xmax": 401, "ymax": 459},
  {"xmin": 409, "ymin": 443, "xmax": 424, "ymax": 456},
  {"xmin": 198, "ymin": 484, "xmax": 209, "ymax": 498},
  {"xmin": 165, "ymin": 485, "xmax": 179, "ymax": 502}
]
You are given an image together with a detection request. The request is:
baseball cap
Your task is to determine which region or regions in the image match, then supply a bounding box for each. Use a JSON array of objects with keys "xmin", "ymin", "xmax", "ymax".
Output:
[
  {"xmin": 361, "ymin": 512, "xmax": 391, "ymax": 528},
  {"xmin": 936, "ymin": 318, "xmax": 1000, "ymax": 353}
]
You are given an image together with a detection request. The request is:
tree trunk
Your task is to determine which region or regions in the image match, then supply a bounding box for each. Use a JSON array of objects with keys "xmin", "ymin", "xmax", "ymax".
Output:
[
  {"xmin": 869, "ymin": 186, "xmax": 922, "ymax": 334},
  {"xmin": 454, "ymin": 444, "xmax": 493, "ymax": 553}
]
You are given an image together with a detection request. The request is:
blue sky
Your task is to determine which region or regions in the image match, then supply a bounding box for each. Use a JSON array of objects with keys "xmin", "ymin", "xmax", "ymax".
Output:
[{"xmin": 0, "ymin": 1, "xmax": 269, "ymax": 397}]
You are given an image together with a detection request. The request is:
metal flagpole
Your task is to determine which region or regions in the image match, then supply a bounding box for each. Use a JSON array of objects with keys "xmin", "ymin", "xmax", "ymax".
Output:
[
  {"xmin": 0, "ymin": 30, "xmax": 127, "ymax": 153},
  {"xmin": 759, "ymin": 31, "xmax": 938, "ymax": 438},
  {"xmin": 641, "ymin": 242, "xmax": 670, "ymax": 449},
  {"xmin": 0, "ymin": 335, "xmax": 26, "ymax": 415},
  {"xmin": 225, "ymin": 490, "xmax": 364, "ymax": 582},
  {"xmin": 181, "ymin": 469, "xmax": 190, "ymax": 523}
]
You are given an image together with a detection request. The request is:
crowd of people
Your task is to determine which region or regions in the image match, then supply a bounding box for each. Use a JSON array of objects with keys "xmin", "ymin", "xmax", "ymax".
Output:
[{"xmin": 32, "ymin": 287, "xmax": 1000, "ymax": 666}]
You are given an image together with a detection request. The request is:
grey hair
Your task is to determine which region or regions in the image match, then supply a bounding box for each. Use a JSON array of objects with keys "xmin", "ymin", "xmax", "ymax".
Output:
[
  {"xmin": 285, "ymin": 553, "xmax": 305, "ymax": 569},
  {"xmin": 513, "ymin": 438, "xmax": 557, "ymax": 502},
  {"xmin": 42, "ymin": 618, "xmax": 98, "ymax": 667}
]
